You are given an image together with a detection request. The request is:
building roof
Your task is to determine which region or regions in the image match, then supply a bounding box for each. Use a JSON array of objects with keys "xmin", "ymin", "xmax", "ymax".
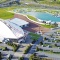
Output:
[
  {"xmin": 0, "ymin": 21, "xmax": 24, "ymax": 39},
  {"xmin": 10, "ymin": 18, "xmax": 29, "ymax": 26}
]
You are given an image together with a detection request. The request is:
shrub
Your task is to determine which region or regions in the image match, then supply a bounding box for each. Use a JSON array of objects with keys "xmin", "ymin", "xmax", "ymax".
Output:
[
  {"xmin": 40, "ymin": 48, "xmax": 43, "ymax": 51},
  {"xmin": 13, "ymin": 45, "xmax": 20, "ymax": 52},
  {"xmin": 19, "ymin": 57, "xmax": 24, "ymax": 60},
  {"xmin": 24, "ymin": 45, "xmax": 32, "ymax": 54},
  {"xmin": 0, "ymin": 52, "xmax": 2, "ymax": 60},
  {"xmin": 36, "ymin": 47, "xmax": 39, "ymax": 51},
  {"xmin": 7, "ymin": 54, "xmax": 13, "ymax": 60},
  {"xmin": 40, "ymin": 42, "xmax": 43, "ymax": 45},
  {"xmin": 32, "ymin": 40, "xmax": 36, "ymax": 44},
  {"xmin": 7, "ymin": 42, "xmax": 20, "ymax": 52}
]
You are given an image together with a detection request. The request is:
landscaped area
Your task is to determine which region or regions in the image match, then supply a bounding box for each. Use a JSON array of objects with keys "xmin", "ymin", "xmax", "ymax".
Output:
[
  {"xmin": 0, "ymin": 46, "xmax": 8, "ymax": 51},
  {"xmin": 7, "ymin": 42, "xmax": 19, "ymax": 52},
  {"xmin": 41, "ymin": 24, "xmax": 54, "ymax": 28},
  {"xmin": 29, "ymin": 32, "xmax": 40, "ymax": 44},
  {"xmin": 29, "ymin": 32, "xmax": 40, "ymax": 41},
  {"xmin": 27, "ymin": 15, "xmax": 38, "ymax": 21},
  {"xmin": 29, "ymin": 53, "xmax": 52, "ymax": 60},
  {"xmin": 0, "ymin": 9, "xmax": 14, "ymax": 19},
  {"xmin": 24, "ymin": 44, "xmax": 32, "ymax": 54}
]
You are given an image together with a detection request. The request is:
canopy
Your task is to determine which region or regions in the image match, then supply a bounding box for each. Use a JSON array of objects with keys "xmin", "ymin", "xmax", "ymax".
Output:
[{"xmin": 10, "ymin": 18, "xmax": 29, "ymax": 26}]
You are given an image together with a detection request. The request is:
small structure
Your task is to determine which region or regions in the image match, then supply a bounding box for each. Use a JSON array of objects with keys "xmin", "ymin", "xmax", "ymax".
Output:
[
  {"xmin": 56, "ymin": 43, "xmax": 60, "ymax": 46},
  {"xmin": 10, "ymin": 18, "xmax": 29, "ymax": 28},
  {"xmin": 0, "ymin": 36, "xmax": 4, "ymax": 42}
]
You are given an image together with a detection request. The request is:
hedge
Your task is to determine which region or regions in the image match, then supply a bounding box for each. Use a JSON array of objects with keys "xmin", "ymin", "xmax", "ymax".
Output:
[{"xmin": 24, "ymin": 45, "xmax": 32, "ymax": 54}]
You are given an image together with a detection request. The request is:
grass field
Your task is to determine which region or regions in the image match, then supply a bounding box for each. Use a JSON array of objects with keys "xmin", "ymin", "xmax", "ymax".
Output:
[
  {"xmin": 0, "ymin": 9, "xmax": 14, "ymax": 19},
  {"xmin": 27, "ymin": 15, "xmax": 38, "ymax": 21},
  {"xmin": 29, "ymin": 32, "xmax": 40, "ymax": 40},
  {"xmin": 41, "ymin": 24, "xmax": 54, "ymax": 28}
]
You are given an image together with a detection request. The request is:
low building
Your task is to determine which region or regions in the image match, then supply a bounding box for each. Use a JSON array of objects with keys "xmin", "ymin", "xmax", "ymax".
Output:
[
  {"xmin": 56, "ymin": 43, "xmax": 60, "ymax": 46},
  {"xmin": 10, "ymin": 18, "xmax": 29, "ymax": 28}
]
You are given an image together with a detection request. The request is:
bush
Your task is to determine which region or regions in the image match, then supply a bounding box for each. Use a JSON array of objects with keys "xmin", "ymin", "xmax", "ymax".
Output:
[
  {"xmin": 24, "ymin": 45, "xmax": 32, "ymax": 54},
  {"xmin": 44, "ymin": 37, "xmax": 48, "ymax": 40},
  {"xmin": 40, "ymin": 42, "xmax": 43, "ymax": 45},
  {"xmin": 0, "ymin": 52, "xmax": 2, "ymax": 60},
  {"xmin": 7, "ymin": 42, "xmax": 20, "ymax": 52},
  {"xmin": 7, "ymin": 54, "xmax": 13, "ymax": 60},
  {"xmin": 19, "ymin": 57, "xmax": 24, "ymax": 60},
  {"xmin": 36, "ymin": 47, "xmax": 39, "ymax": 51},
  {"xmin": 32, "ymin": 40, "xmax": 36, "ymax": 44},
  {"xmin": 55, "ymin": 44, "xmax": 57, "ymax": 46},
  {"xmin": 13, "ymin": 45, "xmax": 20, "ymax": 52},
  {"xmin": 40, "ymin": 48, "xmax": 43, "ymax": 51},
  {"xmin": 2, "ymin": 47, "xmax": 9, "ymax": 51}
]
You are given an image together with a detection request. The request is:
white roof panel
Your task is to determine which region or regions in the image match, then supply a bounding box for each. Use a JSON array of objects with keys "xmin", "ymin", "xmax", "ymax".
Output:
[
  {"xmin": 10, "ymin": 18, "xmax": 29, "ymax": 26},
  {"xmin": 0, "ymin": 21, "xmax": 17, "ymax": 39},
  {"xmin": 5, "ymin": 20, "xmax": 24, "ymax": 39},
  {"xmin": 0, "ymin": 20, "xmax": 24, "ymax": 39}
]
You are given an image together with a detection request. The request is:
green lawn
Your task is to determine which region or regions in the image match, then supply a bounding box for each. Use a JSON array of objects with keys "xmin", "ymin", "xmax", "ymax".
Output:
[
  {"xmin": 41, "ymin": 24, "xmax": 54, "ymax": 28},
  {"xmin": 0, "ymin": 0, "xmax": 8, "ymax": 3},
  {"xmin": 27, "ymin": 15, "xmax": 38, "ymax": 21},
  {"xmin": 0, "ymin": 46, "xmax": 4, "ymax": 49},
  {"xmin": 0, "ymin": 46, "xmax": 7, "ymax": 51},
  {"xmin": 0, "ymin": 9, "xmax": 14, "ymax": 19},
  {"xmin": 29, "ymin": 32, "xmax": 40, "ymax": 40}
]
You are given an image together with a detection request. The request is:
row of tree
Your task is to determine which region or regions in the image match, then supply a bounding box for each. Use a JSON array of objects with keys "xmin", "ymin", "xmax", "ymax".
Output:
[{"xmin": 29, "ymin": 53, "xmax": 52, "ymax": 60}]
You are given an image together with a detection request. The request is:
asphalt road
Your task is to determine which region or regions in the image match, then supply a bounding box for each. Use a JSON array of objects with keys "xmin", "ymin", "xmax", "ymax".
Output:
[{"xmin": 23, "ymin": 36, "xmax": 43, "ymax": 60}]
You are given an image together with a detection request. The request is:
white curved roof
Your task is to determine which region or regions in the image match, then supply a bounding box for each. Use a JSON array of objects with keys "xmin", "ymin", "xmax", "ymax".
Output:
[{"xmin": 0, "ymin": 21, "xmax": 24, "ymax": 39}]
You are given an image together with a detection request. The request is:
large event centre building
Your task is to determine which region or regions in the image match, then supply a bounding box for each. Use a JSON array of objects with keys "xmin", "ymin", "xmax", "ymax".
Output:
[{"xmin": 0, "ymin": 18, "xmax": 29, "ymax": 43}]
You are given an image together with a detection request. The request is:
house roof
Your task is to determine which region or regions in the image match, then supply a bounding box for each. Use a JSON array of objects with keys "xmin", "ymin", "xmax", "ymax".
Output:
[
  {"xmin": 10, "ymin": 18, "xmax": 29, "ymax": 26},
  {"xmin": 0, "ymin": 21, "xmax": 24, "ymax": 39}
]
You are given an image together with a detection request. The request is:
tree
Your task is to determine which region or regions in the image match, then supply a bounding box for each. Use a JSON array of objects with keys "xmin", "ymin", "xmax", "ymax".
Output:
[
  {"xmin": 29, "ymin": 54, "xmax": 40, "ymax": 60},
  {"xmin": 33, "ymin": 0, "xmax": 37, "ymax": 2},
  {"xmin": 0, "ymin": 52, "xmax": 2, "ymax": 60},
  {"xmin": 52, "ymin": 22, "xmax": 58, "ymax": 27},
  {"xmin": 54, "ymin": 0, "xmax": 56, "ymax": 1},
  {"xmin": 19, "ymin": 57, "xmax": 24, "ymax": 60},
  {"xmin": 36, "ymin": 47, "xmax": 39, "ymax": 51},
  {"xmin": 40, "ymin": 42, "xmax": 43, "ymax": 45}
]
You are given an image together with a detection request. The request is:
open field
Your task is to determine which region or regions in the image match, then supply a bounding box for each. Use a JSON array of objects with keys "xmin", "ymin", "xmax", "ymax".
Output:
[
  {"xmin": 0, "ymin": 9, "xmax": 14, "ymax": 19},
  {"xmin": 41, "ymin": 24, "xmax": 54, "ymax": 28},
  {"xmin": 27, "ymin": 15, "xmax": 38, "ymax": 21}
]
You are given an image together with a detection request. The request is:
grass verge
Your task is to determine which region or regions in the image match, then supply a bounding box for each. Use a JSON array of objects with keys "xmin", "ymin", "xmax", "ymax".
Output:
[
  {"xmin": 27, "ymin": 15, "xmax": 38, "ymax": 21},
  {"xmin": 0, "ymin": 9, "xmax": 14, "ymax": 19}
]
